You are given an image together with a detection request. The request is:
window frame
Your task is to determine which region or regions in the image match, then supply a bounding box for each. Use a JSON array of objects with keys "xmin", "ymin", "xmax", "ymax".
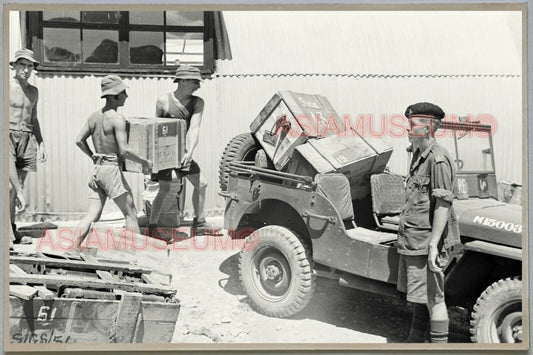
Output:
[{"xmin": 27, "ymin": 11, "xmax": 215, "ymax": 75}]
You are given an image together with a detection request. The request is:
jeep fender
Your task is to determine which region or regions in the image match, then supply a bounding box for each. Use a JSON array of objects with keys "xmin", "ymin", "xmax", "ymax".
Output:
[{"xmin": 223, "ymin": 180, "xmax": 344, "ymax": 255}]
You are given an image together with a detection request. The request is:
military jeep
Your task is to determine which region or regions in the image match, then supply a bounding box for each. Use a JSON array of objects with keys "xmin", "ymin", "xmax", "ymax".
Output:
[{"xmin": 220, "ymin": 120, "xmax": 522, "ymax": 344}]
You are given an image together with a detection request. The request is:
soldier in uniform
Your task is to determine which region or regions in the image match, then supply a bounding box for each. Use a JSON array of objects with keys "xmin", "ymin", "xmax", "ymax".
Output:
[{"xmin": 397, "ymin": 102, "xmax": 461, "ymax": 343}]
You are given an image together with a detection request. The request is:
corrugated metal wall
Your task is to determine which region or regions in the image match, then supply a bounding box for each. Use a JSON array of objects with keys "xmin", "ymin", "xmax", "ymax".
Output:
[
  {"xmin": 12, "ymin": 10, "xmax": 522, "ymax": 215},
  {"xmin": 23, "ymin": 73, "xmax": 522, "ymax": 214}
]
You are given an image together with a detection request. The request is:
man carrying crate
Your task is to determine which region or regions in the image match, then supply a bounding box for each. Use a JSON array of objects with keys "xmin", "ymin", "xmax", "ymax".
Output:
[
  {"xmin": 147, "ymin": 65, "xmax": 210, "ymax": 236},
  {"xmin": 70, "ymin": 75, "xmax": 152, "ymax": 254}
]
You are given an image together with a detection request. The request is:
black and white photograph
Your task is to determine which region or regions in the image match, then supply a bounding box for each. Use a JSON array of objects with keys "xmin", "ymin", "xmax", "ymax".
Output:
[{"xmin": 3, "ymin": 2, "xmax": 527, "ymax": 352}]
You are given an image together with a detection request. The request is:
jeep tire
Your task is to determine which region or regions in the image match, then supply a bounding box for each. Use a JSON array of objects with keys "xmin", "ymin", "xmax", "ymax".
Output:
[
  {"xmin": 239, "ymin": 226, "xmax": 315, "ymax": 317},
  {"xmin": 219, "ymin": 133, "xmax": 260, "ymax": 191},
  {"xmin": 470, "ymin": 277, "xmax": 522, "ymax": 343}
]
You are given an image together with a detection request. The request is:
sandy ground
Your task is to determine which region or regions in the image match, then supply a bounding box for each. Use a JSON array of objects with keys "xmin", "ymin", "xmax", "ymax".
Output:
[
  {"xmin": 13, "ymin": 215, "xmax": 471, "ymax": 345},
  {"xmin": 163, "ymin": 217, "xmax": 471, "ymax": 344}
]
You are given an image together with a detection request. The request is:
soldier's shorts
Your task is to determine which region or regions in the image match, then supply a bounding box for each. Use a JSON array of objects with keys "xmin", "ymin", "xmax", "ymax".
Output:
[
  {"xmin": 9, "ymin": 130, "xmax": 37, "ymax": 172},
  {"xmin": 88, "ymin": 159, "xmax": 131, "ymax": 200},
  {"xmin": 397, "ymin": 254, "xmax": 447, "ymax": 304}
]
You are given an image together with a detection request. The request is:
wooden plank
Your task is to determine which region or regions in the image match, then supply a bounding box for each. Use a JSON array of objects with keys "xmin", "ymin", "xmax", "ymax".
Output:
[
  {"xmin": 9, "ymin": 274, "xmax": 176, "ymax": 296},
  {"xmin": 34, "ymin": 286, "xmax": 55, "ymax": 300},
  {"xmin": 10, "ymin": 256, "xmax": 152, "ymax": 274},
  {"xmin": 10, "ymin": 285, "xmax": 38, "ymax": 300},
  {"xmin": 96, "ymin": 271, "xmax": 116, "ymax": 283},
  {"xmin": 9, "ymin": 264, "xmax": 28, "ymax": 275},
  {"xmin": 108, "ymin": 291, "xmax": 142, "ymax": 343},
  {"xmin": 81, "ymin": 254, "xmax": 118, "ymax": 283},
  {"xmin": 141, "ymin": 273, "xmax": 171, "ymax": 286}
]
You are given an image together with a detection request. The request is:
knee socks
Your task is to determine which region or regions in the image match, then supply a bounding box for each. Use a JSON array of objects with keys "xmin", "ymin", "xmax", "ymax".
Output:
[
  {"xmin": 406, "ymin": 303, "xmax": 429, "ymax": 343},
  {"xmin": 430, "ymin": 319, "xmax": 449, "ymax": 343}
]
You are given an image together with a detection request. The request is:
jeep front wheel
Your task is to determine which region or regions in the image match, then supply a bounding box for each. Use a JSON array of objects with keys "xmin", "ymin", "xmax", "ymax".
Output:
[
  {"xmin": 470, "ymin": 277, "xmax": 522, "ymax": 343},
  {"xmin": 239, "ymin": 226, "xmax": 315, "ymax": 317}
]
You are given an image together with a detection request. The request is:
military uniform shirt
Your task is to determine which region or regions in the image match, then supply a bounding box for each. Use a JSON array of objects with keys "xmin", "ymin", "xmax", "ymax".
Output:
[{"xmin": 397, "ymin": 140, "xmax": 461, "ymax": 255}]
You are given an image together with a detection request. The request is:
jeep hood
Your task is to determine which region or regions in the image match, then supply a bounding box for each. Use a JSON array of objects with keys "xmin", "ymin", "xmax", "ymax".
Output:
[{"xmin": 454, "ymin": 198, "xmax": 522, "ymax": 248}]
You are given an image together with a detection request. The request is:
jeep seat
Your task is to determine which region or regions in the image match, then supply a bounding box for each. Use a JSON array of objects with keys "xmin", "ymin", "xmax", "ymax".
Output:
[
  {"xmin": 314, "ymin": 173, "xmax": 355, "ymax": 229},
  {"xmin": 370, "ymin": 173, "xmax": 405, "ymax": 231}
]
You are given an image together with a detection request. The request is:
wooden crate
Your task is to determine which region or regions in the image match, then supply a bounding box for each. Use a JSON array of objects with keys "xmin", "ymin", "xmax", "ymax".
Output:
[
  {"xmin": 124, "ymin": 117, "xmax": 186, "ymax": 173},
  {"xmin": 9, "ymin": 251, "xmax": 179, "ymax": 344},
  {"xmin": 287, "ymin": 133, "xmax": 393, "ymax": 199},
  {"xmin": 143, "ymin": 178, "xmax": 185, "ymax": 227},
  {"xmin": 250, "ymin": 91, "xmax": 344, "ymax": 170}
]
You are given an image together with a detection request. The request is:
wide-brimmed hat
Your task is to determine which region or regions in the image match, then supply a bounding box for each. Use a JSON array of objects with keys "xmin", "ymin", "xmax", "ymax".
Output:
[
  {"xmin": 10, "ymin": 49, "xmax": 39, "ymax": 67},
  {"xmin": 100, "ymin": 75, "xmax": 128, "ymax": 98},
  {"xmin": 173, "ymin": 65, "xmax": 203, "ymax": 82}
]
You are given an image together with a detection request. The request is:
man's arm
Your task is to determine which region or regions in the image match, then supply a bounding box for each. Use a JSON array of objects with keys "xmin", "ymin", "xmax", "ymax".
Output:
[
  {"xmin": 428, "ymin": 198, "xmax": 451, "ymax": 272},
  {"xmin": 75, "ymin": 120, "xmax": 95, "ymax": 160},
  {"xmin": 155, "ymin": 95, "xmax": 168, "ymax": 117},
  {"xmin": 182, "ymin": 98, "xmax": 204, "ymax": 167},
  {"xmin": 428, "ymin": 157, "xmax": 455, "ymax": 272},
  {"xmin": 30, "ymin": 88, "xmax": 47, "ymax": 162},
  {"xmin": 113, "ymin": 114, "xmax": 152, "ymax": 173}
]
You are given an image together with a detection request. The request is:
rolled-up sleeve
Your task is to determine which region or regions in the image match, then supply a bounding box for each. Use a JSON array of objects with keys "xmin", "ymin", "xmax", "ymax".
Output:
[{"xmin": 431, "ymin": 160, "xmax": 454, "ymax": 203}]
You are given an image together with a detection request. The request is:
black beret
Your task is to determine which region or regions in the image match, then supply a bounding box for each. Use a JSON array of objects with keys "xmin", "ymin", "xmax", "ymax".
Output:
[{"xmin": 405, "ymin": 102, "xmax": 445, "ymax": 120}]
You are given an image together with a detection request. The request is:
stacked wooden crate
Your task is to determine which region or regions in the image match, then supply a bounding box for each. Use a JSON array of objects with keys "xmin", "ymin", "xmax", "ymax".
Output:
[
  {"xmin": 251, "ymin": 90, "xmax": 393, "ymax": 199},
  {"xmin": 124, "ymin": 117, "xmax": 187, "ymax": 173}
]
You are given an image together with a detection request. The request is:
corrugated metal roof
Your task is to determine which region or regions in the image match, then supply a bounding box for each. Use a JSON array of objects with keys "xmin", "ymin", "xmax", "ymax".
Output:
[{"xmin": 217, "ymin": 11, "xmax": 521, "ymax": 76}]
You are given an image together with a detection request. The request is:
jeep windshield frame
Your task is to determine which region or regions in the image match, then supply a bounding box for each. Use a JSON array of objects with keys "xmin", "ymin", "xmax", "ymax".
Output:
[{"xmin": 439, "ymin": 121, "xmax": 496, "ymax": 175}]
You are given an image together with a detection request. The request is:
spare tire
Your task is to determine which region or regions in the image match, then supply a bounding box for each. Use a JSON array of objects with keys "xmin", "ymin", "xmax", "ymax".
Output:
[{"xmin": 219, "ymin": 133, "xmax": 261, "ymax": 191}]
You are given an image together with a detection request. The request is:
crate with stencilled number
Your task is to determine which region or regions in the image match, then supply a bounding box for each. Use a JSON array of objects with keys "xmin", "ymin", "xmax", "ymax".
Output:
[
  {"xmin": 250, "ymin": 90, "xmax": 345, "ymax": 171},
  {"xmin": 124, "ymin": 117, "xmax": 186, "ymax": 173}
]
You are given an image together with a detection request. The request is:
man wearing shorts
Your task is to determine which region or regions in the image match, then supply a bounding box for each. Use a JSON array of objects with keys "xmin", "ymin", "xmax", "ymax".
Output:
[
  {"xmin": 9, "ymin": 49, "xmax": 47, "ymax": 247},
  {"xmin": 147, "ymin": 64, "xmax": 209, "ymax": 236},
  {"xmin": 71, "ymin": 75, "xmax": 152, "ymax": 253},
  {"xmin": 397, "ymin": 102, "xmax": 460, "ymax": 343}
]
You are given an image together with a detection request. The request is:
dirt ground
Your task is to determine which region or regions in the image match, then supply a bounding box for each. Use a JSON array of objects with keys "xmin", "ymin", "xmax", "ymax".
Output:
[{"xmin": 13, "ymin": 215, "xmax": 471, "ymax": 345}]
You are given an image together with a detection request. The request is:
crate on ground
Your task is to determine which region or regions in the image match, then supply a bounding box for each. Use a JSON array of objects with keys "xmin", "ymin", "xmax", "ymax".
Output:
[
  {"xmin": 287, "ymin": 133, "xmax": 393, "ymax": 199},
  {"xmin": 124, "ymin": 117, "xmax": 186, "ymax": 173},
  {"xmin": 9, "ymin": 249, "xmax": 179, "ymax": 344},
  {"xmin": 250, "ymin": 90, "xmax": 345, "ymax": 170},
  {"xmin": 143, "ymin": 178, "xmax": 185, "ymax": 228}
]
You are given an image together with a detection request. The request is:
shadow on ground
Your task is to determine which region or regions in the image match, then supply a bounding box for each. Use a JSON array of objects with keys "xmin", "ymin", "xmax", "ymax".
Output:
[
  {"xmin": 217, "ymin": 253, "xmax": 471, "ymax": 343},
  {"xmin": 218, "ymin": 252, "xmax": 245, "ymax": 295}
]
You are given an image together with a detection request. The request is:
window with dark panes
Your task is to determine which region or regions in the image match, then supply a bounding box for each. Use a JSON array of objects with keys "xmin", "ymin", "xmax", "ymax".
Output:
[{"xmin": 28, "ymin": 11, "xmax": 213, "ymax": 73}]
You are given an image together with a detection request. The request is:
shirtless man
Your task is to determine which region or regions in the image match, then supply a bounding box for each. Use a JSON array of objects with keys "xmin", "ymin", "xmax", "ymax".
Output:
[
  {"xmin": 9, "ymin": 49, "xmax": 46, "ymax": 247},
  {"xmin": 148, "ymin": 65, "xmax": 209, "ymax": 236},
  {"xmin": 72, "ymin": 75, "xmax": 152, "ymax": 253}
]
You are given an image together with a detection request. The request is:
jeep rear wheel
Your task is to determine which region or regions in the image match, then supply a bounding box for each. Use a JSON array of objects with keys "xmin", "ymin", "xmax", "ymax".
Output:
[
  {"xmin": 470, "ymin": 277, "xmax": 522, "ymax": 343},
  {"xmin": 219, "ymin": 133, "xmax": 260, "ymax": 191},
  {"xmin": 239, "ymin": 226, "xmax": 315, "ymax": 317}
]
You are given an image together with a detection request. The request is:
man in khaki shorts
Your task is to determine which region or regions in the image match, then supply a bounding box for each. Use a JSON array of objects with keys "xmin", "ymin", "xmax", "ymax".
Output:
[
  {"xmin": 9, "ymin": 49, "xmax": 47, "ymax": 247},
  {"xmin": 397, "ymin": 102, "xmax": 460, "ymax": 343},
  {"xmin": 71, "ymin": 75, "xmax": 152, "ymax": 254}
]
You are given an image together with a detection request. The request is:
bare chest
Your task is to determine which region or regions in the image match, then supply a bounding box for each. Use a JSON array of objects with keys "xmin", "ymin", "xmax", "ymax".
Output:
[{"xmin": 10, "ymin": 85, "xmax": 37, "ymax": 111}]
